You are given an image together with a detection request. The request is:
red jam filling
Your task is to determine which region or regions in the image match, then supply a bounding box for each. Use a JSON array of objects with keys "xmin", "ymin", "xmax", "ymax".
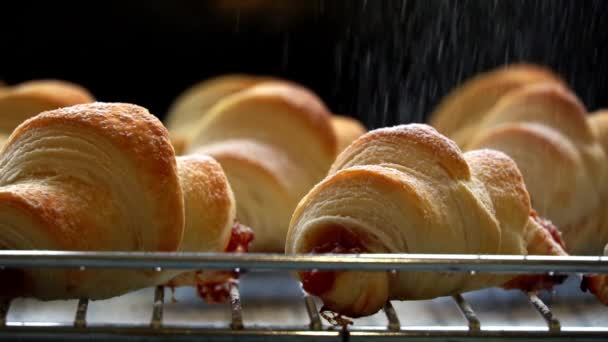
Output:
[
  {"xmin": 195, "ymin": 273, "xmax": 236, "ymax": 304},
  {"xmin": 530, "ymin": 210, "xmax": 566, "ymax": 250},
  {"xmin": 504, "ymin": 211, "xmax": 568, "ymax": 291},
  {"xmin": 195, "ymin": 221, "xmax": 254, "ymax": 303},
  {"xmin": 530, "ymin": 211, "xmax": 608, "ymax": 305},
  {"xmin": 300, "ymin": 225, "xmax": 367, "ymax": 296},
  {"xmin": 225, "ymin": 221, "xmax": 255, "ymax": 253}
]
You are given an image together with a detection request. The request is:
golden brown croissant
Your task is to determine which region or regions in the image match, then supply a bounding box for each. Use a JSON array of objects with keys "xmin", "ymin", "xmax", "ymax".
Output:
[
  {"xmin": 175, "ymin": 155, "xmax": 237, "ymax": 253},
  {"xmin": 166, "ymin": 75, "xmax": 367, "ymax": 155},
  {"xmin": 0, "ymin": 80, "xmax": 94, "ymax": 146},
  {"xmin": 331, "ymin": 115, "xmax": 367, "ymax": 152},
  {"xmin": 166, "ymin": 154, "xmax": 253, "ymax": 302},
  {"xmin": 582, "ymin": 111, "xmax": 608, "ymax": 304},
  {"xmin": 166, "ymin": 74, "xmax": 271, "ymax": 153},
  {"xmin": 589, "ymin": 110, "xmax": 608, "ymax": 154},
  {"xmin": 429, "ymin": 64, "xmax": 564, "ymax": 146},
  {"xmin": 429, "ymin": 66, "xmax": 608, "ymax": 255},
  {"xmin": 285, "ymin": 124, "xmax": 567, "ymax": 317},
  {"xmin": 0, "ymin": 102, "xmax": 244, "ymax": 300},
  {"xmin": 185, "ymin": 82, "xmax": 338, "ymax": 252}
]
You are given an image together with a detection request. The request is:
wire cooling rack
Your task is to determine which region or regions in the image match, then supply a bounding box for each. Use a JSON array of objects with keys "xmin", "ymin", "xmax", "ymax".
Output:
[{"xmin": 0, "ymin": 251, "xmax": 606, "ymax": 341}]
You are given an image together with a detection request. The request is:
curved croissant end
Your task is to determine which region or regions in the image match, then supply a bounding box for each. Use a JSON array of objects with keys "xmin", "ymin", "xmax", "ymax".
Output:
[
  {"xmin": 188, "ymin": 82, "xmax": 337, "ymax": 252},
  {"xmin": 331, "ymin": 115, "xmax": 367, "ymax": 153},
  {"xmin": 176, "ymin": 155, "xmax": 236, "ymax": 253},
  {"xmin": 589, "ymin": 110, "xmax": 608, "ymax": 156},
  {"xmin": 0, "ymin": 102, "xmax": 183, "ymax": 299},
  {"xmin": 166, "ymin": 74, "xmax": 272, "ymax": 149},
  {"xmin": 165, "ymin": 155, "xmax": 242, "ymax": 293},
  {"xmin": 0, "ymin": 80, "xmax": 94, "ymax": 143},
  {"xmin": 429, "ymin": 63, "xmax": 563, "ymax": 145},
  {"xmin": 286, "ymin": 124, "xmax": 567, "ymax": 317}
]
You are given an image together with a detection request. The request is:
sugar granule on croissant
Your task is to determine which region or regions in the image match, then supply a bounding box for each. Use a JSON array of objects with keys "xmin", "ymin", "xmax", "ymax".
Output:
[{"xmin": 285, "ymin": 124, "xmax": 567, "ymax": 317}]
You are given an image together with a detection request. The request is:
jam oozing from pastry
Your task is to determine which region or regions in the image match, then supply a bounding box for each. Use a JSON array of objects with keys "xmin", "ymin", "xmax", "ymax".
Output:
[
  {"xmin": 300, "ymin": 225, "xmax": 366, "ymax": 296},
  {"xmin": 530, "ymin": 210, "xmax": 566, "ymax": 250},
  {"xmin": 195, "ymin": 221, "xmax": 254, "ymax": 303},
  {"xmin": 225, "ymin": 221, "xmax": 255, "ymax": 254},
  {"xmin": 196, "ymin": 275, "xmax": 236, "ymax": 304},
  {"xmin": 504, "ymin": 211, "xmax": 568, "ymax": 291}
]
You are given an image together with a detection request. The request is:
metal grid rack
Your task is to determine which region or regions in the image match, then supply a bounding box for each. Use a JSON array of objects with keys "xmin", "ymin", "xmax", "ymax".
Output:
[{"xmin": 0, "ymin": 251, "xmax": 607, "ymax": 341}]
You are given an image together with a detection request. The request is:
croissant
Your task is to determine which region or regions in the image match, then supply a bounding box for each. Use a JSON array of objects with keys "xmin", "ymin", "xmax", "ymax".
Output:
[
  {"xmin": 582, "ymin": 111, "xmax": 608, "ymax": 304},
  {"xmin": 429, "ymin": 66, "xmax": 608, "ymax": 256},
  {"xmin": 166, "ymin": 75, "xmax": 367, "ymax": 155},
  {"xmin": 589, "ymin": 110, "xmax": 608, "ymax": 156},
  {"xmin": 0, "ymin": 80, "xmax": 94, "ymax": 146},
  {"xmin": 166, "ymin": 154, "xmax": 253, "ymax": 302},
  {"xmin": 166, "ymin": 74, "xmax": 271, "ymax": 153},
  {"xmin": 184, "ymin": 82, "xmax": 338, "ymax": 252},
  {"xmin": 429, "ymin": 64, "xmax": 564, "ymax": 146},
  {"xmin": 0, "ymin": 102, "xmax": 244, "ymax": 300},
  {"xmin": 331, "ymin": 115, "xmax": 367, "ymax": 152},
  {"xmin": 285, "ymin": 124, "xmax": 568, "ymax": 317}
]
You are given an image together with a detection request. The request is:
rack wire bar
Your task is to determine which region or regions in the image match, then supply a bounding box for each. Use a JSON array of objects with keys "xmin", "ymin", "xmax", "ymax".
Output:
[
  {"xmin": 383, "ymin": 302, "xmax": 400, "ymax": 331},
  {"xmin": 527, "ymin": 292, "xmax": 561, "ymax": 332},
  {"xmin": 452, "ymin": 294, "xmax": 480, "ymax": 332},
  {"xmin": 150, "ymin": 286, "xmax": 164, "ymax": 329},
  {"xmin": 0, "ymin": 327, "xmax": 346, "ymax": 342},
  {"xmin": 304, "ymin": 296, "xmax": 322, "ymax": 330},
  {"xmin": 347, "ymin": 330, "xmax": 608, "ymax": 341},
  {"xmin": 73, "ymin": 298, "xmax": 88, "ymax": 328},
  {"xmin": 0, "ymin": 326, "xmax": 606, "ymax": 341},
  {"xmin": 229, "ymin": 282, "xmax": 244, "ymax": 330},
  {"xmin": 0, "ymin": 299, "xmax": 9, "ymax": 327},
  {"xmin": 0, "ymin": 251, "xmax": 607, "ymax": 274}
]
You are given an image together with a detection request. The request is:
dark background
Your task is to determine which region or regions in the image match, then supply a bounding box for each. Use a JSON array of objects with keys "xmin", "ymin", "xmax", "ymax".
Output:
[{"xmin": 1, "ymin": 0, "xmax": 607, "ymax": 128}]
